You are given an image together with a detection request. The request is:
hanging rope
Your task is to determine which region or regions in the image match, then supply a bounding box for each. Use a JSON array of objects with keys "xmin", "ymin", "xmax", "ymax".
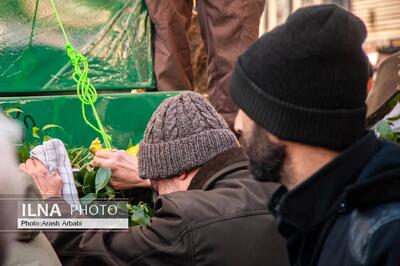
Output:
[
  {"xmin": 28, "ymin": 0, "xmax": 40, "ymax": 47},
  {"xmin": 48, "ymin": 0, "xmax": 112, "ymax": 149}
]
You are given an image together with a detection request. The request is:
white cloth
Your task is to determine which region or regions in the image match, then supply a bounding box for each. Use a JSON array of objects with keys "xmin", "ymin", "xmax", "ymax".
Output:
[{"xmin": 30, "ymin": 139, "xmax": 80, "ymax": 206}]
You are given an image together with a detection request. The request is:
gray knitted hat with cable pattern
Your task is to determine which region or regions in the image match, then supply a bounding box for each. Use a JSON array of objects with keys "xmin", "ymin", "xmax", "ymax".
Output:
[{"xmin": 138, "ymin": 92, "xmax": 239, "ymax": 180}]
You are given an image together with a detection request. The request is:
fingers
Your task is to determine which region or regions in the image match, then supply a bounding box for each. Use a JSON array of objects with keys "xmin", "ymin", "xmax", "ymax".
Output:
[
  {"xmin": 92, "ymin": 157, "xmax": 114, "ymax": 169},
  {"xmin": 92, "ymin": 157, "xmax": 102, "ymax": 167},
  {"xmin": 93, "ymin": 151, "xmax": 119, "ymax": 169},
  {"xmin": 22, "ymin": 159, "xmax": 40, "ymax": 191},
  {"xmin": 20, "ymin": 158, "xmax": 53, "ymax": 181},
  {"xmin": 32, "ymin": 158, "xmax": 46, "ymax": 169},
  {"xmin": 108, "ymin": 179, "xmax": 119, "ymax": 189},
  {"xmin": 25, "ymin": 158, "xmax": 37, "ymax": 170},
  {"xmin": 95, "ymin": 150, "xmax": 114, "ymax": 159},
  {"xmin": 24, "ymin": 159, "xmax": 38, "ymax": 178},
  {"xmin": 33, "ymin": 159, "xmax": 51, "ymax": 177}
]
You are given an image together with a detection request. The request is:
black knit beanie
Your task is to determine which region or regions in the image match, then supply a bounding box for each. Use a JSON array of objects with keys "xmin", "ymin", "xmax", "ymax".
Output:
[{"xmin": 230, "ymin": 4, "xmax": 369, "ymax": 150}]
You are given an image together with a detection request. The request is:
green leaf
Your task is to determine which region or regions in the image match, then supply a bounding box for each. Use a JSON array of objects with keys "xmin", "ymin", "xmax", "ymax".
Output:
[
  {"xmin": 105, "ymin": 185, "xmax": 116, "ymax": 200},
  {"xmin": 32, "ymin": 127, "xmax": 40, "ymax": 139},
  {"xmin": 130, "ymin": 208, "xmax": 151, "ymax": 227},
  {"xmin": 376, "ymin": 120, "xmax": 395, "ymax": 141},
  {"xmin": 84, "ymin": 170, "xmax": 96, "ymax": 191},
  {"xmin": 73, "ymin": 166, "xmax": 87, "ymax": 185},
  {"xmin": 107, "ymin": 193, "xmax": 115, "ymax": 200},
  {"xmin": 5, "ymin": 108, "xmax": 23, "ymax": 115},
  {"xmin": 18, "ymin": 143, "xmax": 30, "ymax": 162},
  {"xmin": 129, "ymin": 203, "xmax": 153, "ymax": 227},
  {"xmin": 95, "ymin": 167, "xmax": 112, "ymax": 194},
  {"xmin": 97, "ymin": 190, "xmax": 109, "ymax": 199},
  {"xmin": 43, "ymin": 135, "xmax": 52, "ymax": 141},
  {"xmin": 82, "ymin": 185, "xmax": 91, "ymax": 195},
  {"xmin": 74, "ymin": 180, "xmax": 83, "ymax": 189},
  {"xmin": 80, "ymin": 193, "xmax": 96, "ymax": 206},
  {"xmin": 105, "ymin": 185, "xmax": 115, "ymax": 193},
  {"xmin": 42, "ymin": 124, "xmax": 63, "ymax": 131}
]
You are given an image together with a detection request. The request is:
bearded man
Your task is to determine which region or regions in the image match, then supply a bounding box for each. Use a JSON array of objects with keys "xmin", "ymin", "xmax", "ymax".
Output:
[{"xmin": 230, "ymin": 5, "xmax": 400, "ymax": 266}]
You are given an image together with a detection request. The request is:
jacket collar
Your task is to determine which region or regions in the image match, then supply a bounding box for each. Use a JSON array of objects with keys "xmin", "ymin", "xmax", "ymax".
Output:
[
  {"xmin": 188, "ymin": 148, "xmax": 248, "ymax": 191},
  {"xmin": 270, "ymin": 131, "xmax": 380, "ymax": 230}
]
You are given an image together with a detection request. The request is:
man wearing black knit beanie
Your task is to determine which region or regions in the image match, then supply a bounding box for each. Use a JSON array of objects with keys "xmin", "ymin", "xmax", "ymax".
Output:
[{"xmin": 231, "ymin": 4, "xmax": 400, "ymax": 266}]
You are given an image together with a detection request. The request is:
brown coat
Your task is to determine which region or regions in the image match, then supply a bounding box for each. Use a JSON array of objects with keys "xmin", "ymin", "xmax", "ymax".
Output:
[{"xmin": 50, "ymin": 148, "xmax": 289, "ymax": 266}]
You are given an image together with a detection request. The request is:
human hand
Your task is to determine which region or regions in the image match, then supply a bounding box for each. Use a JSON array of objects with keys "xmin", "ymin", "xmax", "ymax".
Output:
[
  {"xmin": 92, "ymin": 150, "xmax": 150, "ymax": 190},
  {"xmin": 19, "ymin": 159, "xmax": 62, "ymax": 199}
]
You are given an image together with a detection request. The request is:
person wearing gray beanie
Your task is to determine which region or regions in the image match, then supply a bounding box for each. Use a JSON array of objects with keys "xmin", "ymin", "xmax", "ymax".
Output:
[
  {"xmin": 138, "ymin": 91, "xmax": 239, "ymax": 180},
  {"xmin": 24, "ymin": 91, "xmax": 289, "ymax": 265}
]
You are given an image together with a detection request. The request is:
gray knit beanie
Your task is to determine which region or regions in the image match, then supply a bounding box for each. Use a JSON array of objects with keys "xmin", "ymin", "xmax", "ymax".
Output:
[{"xmin": 138, "ymin": 92, "xmax": 239, "ymax": 180}]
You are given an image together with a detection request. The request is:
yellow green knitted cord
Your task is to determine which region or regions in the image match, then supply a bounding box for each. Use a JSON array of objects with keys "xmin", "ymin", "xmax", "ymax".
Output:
[{"xmin": 49, "ymin": 0, "xmax": 112, "ymax": 149}]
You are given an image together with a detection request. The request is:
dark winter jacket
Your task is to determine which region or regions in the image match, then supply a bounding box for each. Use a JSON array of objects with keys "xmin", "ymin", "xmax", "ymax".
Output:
[
  {"xmin": 50, "ymin": 148, "xmax": 289, "ymax": 265},
  {"xmin": 269, "ymin": 131, "xmax": 400, "ymax": 266}
]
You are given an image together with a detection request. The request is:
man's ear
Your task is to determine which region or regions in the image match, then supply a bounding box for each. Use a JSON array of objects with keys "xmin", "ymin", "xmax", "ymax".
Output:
[
  {"xmin": 178, "ymin": 168, "xmax": 200, "ymax": 181},
  {"xmin": 177, "ymin": 172, "xmax": 189, "ymax": 181}
]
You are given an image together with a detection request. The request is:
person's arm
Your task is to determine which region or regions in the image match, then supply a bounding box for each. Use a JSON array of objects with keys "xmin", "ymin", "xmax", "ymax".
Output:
[
  {"xmin": 19, "ymin": 158, "xmax": 190, "ymax": 265},
  {"xmin": 48, "ymin": 196, "xmax": 190, "ymax": 266}
]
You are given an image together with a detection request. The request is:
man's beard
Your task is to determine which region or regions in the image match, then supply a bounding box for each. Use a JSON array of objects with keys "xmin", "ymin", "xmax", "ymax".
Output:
[{"xmin": 245, "ymin": 127, "xmax": 286, "ymax": 183}]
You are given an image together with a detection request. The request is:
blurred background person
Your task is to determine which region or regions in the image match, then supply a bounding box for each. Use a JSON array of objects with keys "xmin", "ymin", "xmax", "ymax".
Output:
[
  {"xmin": 376, "ymin": 45, "xmax": 400, "ymax": 70},
  {"xmin": 366, "ymin": 51, "xmax": 400, "ymax": 128},
  {"xmin": 0, "ymin": 113, "xmax": 20, "ymax": 265},
  {"xmin": 145, "ymin": 0, "xmax": 265, "ymax": 129},
  {"xmin": 0, "ymin": 113, "xmax": 61, "ymax": 266}
]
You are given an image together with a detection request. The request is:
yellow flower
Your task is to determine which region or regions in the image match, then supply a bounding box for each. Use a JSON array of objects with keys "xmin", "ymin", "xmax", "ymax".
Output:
[
  {"xmin": 127, "ymin": 144, "xmax": 140, "ymax": 156},
  {"xmin": 89, "ymin": 138, "xmax": 102, "ymax": 154}
]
